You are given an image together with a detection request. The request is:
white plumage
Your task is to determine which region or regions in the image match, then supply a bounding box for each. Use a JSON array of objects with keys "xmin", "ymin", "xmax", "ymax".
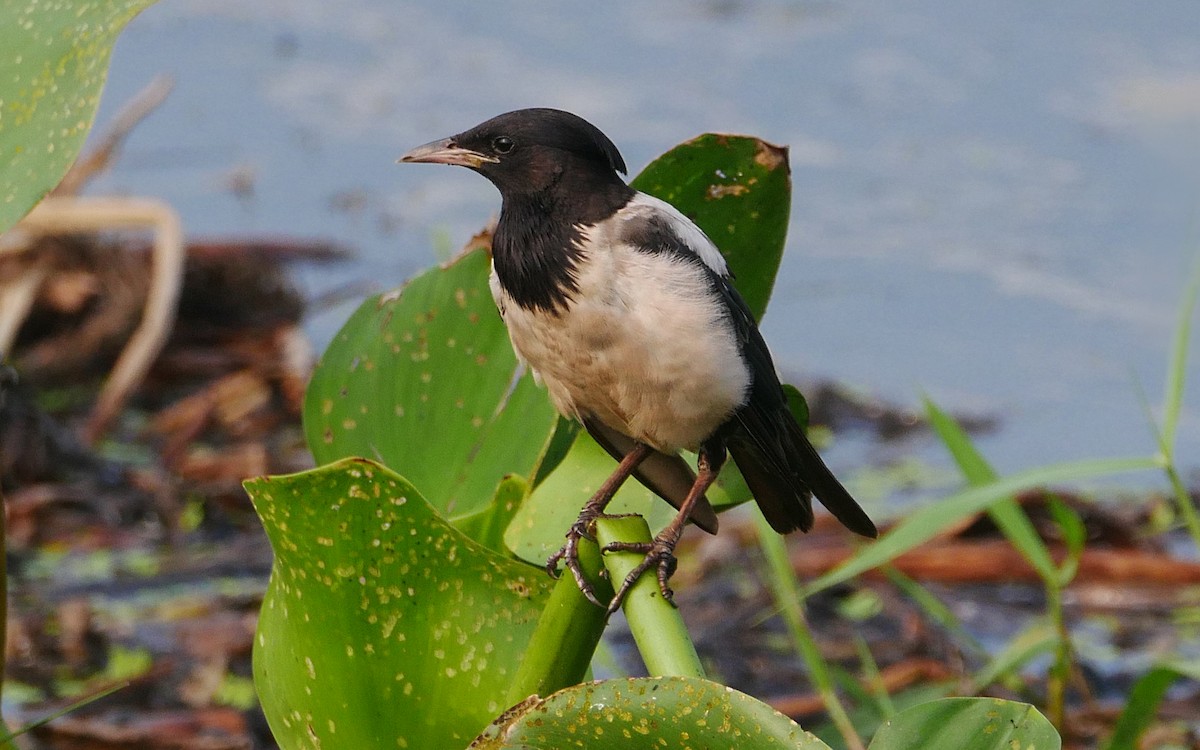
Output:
[{"xmin": 490, "ymin": 191, "xmax": 751, "ymax": 453}]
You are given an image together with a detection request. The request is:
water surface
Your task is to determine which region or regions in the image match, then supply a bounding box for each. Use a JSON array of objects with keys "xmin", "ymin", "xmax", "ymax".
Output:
[{"xmin": 92, "ymin": 1, "xmax": 1200, "ymax": 494}]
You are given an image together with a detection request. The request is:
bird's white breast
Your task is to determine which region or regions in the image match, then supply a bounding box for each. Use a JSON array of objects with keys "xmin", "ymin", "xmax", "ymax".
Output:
[{"xmin": 489, "ymin": 205, "xmax": 751, "ymax": 453}]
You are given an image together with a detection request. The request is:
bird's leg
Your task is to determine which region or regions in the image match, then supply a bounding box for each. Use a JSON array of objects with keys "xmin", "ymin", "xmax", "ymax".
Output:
[
  {"xmin": 603, "ymin": 442, "xmax": 726, "ymax": 616},
  {"xmin": 546, "ymin": 441, "xmax": 653, "ymax": 607}
]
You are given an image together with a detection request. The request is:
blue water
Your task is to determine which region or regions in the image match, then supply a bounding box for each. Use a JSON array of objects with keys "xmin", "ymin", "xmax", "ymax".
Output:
[{"xmin": 91, "ymin": 1, "xmax": 1199, "ymax": 494}]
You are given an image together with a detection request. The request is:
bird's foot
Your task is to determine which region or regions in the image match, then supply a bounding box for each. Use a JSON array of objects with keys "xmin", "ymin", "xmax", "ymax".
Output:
[
  {"xmin": 602, "ymin": 536, "xmax": 680, "ymax": 616},
  {"xmin": 545, "ymin": 513, "xmax": 634, "ymax": 608}
]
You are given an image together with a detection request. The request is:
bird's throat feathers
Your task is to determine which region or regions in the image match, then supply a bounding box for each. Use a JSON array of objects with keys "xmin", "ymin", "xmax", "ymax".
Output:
[{"xmin": 492, "ymin": 174, "xmax": 633, "ymax": 314}]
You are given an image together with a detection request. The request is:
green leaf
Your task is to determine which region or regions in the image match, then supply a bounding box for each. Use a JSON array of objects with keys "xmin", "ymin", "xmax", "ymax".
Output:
[
  {"xmin": 968, "ymin": 620, "xmax": 1057, "ymax": 694},
  {"xmin": 246, "ymin": 458, "xmax": 553, "ymax": 750},
  {"xmin": 302, "ymin": 244, "xmax": 559, "ymax": 525},
  {"xmin": 453, "ymin": 474, "xmax": 529, "ymax": 552},
  {"xmin": 924, "ymin": 397, "xmax": 1058, "ymax": 582},
  {"xmin": 1047, "ymin": 497, "xmax": 1085, "ymax": 585},
  {"xmin": 1104, "ymin": 660, "xmax": 1200, "ymax": 750},
  {"xmin": 803, "ymin": 455, "xmax": 1159, "ymax": 596},
  {"xmin": 470, "ymin": 677, "xmax": 832, "ymax": 750},
  {"xmin": 630, "ymin": 133, "xmax": 791, "ymax": 320},
  {"xmin": 0, "ymin": 0, "xmax": 157, "ymax": 232},
  {"xmin": 504, "ymin": 135, "xmax": 791, "ymax": 558},
  {"xmin": 783, "ymin": 383, "xmax": 810, "ymax": 431},
  {"xmin": 868, "ymin": 698, "xmax": 1060, "ymax": 750}
]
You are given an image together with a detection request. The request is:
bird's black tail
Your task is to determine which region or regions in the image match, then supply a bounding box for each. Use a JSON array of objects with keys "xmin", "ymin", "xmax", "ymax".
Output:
[{"xmin": 729, "ymin": 408, "xmax": 877, "ymax": 538}]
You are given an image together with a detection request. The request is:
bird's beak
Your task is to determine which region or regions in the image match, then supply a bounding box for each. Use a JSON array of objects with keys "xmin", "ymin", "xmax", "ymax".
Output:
[{"xmin": 398, "ymin": 138, "xmax": 499, "ymax": 169}]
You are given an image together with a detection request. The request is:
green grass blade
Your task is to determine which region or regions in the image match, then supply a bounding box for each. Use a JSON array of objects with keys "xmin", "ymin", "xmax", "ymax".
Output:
[
  {"xmin": 924, "ymin": 397, "xmax": 1058, "ymax": 581},
  {"xmin": 884, "ymin": 567, "xmax": 986, "ymax": 660},
  {"xmin": 1160, "ymin": 247, "xmax": 1200, "ymax": 454},
  {"xmin": 1103, "ymin": 660, "xmax": 1200, "ymax": 750},
  {"xmin": 968, "ymin": 620, "xmax": 1057, "ymax": 695},
  {"xmin": 804, "ymin": 456, "xmax": 1160, "ymax": 596},
  {"xmin": 755, "ymin": 511, "xmax": 865, "ymax": 750}
]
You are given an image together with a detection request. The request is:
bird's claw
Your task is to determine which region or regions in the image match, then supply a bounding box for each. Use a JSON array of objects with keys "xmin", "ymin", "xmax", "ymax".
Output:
[
  {"xmin": 545, "ymin": 518, "xmax": 606, "ymax": 608},
  {"xmin": 602, "ymin": 538, "xmax": 680, "ymax": 616}
]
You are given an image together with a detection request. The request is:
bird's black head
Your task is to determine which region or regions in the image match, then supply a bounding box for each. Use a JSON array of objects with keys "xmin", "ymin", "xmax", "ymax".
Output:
[{"xmin": 400, "ymin": 108, "xmax": 628, "ymax": 197}]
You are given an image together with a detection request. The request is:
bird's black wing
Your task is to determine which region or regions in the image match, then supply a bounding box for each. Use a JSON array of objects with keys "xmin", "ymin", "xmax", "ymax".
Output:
[
  {"xmin": 617, "ymin": 192, "xmax": 874, "ymax": 537},
  {"xmin": 712, "ymin": 275, "xmax": 877, "ymax": 537},
  {"xmin": 583, "ymin": 418, "xmax": 719, "ymax": 534}
]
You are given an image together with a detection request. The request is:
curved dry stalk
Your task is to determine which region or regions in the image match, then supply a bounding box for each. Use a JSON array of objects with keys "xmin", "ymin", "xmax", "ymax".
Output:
[{"xmin": 19, "ymin": 196, "xmax": 185, "ymax": 442}]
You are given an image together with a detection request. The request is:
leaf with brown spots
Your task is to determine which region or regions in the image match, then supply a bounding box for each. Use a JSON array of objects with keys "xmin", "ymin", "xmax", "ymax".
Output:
[{"xmin": 630, "ymin": 134, "xmax": 791, "ymax": 320}]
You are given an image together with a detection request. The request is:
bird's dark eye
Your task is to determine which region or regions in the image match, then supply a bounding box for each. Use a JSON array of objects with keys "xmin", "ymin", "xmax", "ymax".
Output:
[{"xmin": 492, "ymin": 136, "xmax": 515, "ymax": 154}]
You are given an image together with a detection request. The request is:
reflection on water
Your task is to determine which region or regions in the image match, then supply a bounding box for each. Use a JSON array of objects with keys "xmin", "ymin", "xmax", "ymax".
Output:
[{"xmin": 92, "ymin": 0, "xmax": 1199, "ymax": 483}]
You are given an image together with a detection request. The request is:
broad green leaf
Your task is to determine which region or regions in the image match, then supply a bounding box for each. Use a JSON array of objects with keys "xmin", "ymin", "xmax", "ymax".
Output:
[
  {"xmin": 1104, "ymin": 659, "xmax": 1200, "ymax": 750},
  {"xmin": 868, "ymin": 697, "xmax": 1060, "ymax": 750},
  {"xmin": 631, "ymin": 133, "xmax": 791, "ymax": 320},
  {"xmin": 246, "ymin": 458, "xmax": 552, "ymax": 750},
  {"xmin": 303, "ymin": 243, "xmax": 559, "ymax": 524},
  {"xmin": 453, "ymin": 474, "xmax": 529, "ymax": 552},
  {"xmin": 506, "ymin": 135, "xmax": 791, "ymax": 557},
  {"xmin": 0, "ymin": 0, "xmax": 157, "ymax": 232},
  {"xmin": 469, "ymin": 677, "xmax": 832, "ymax": 750}
]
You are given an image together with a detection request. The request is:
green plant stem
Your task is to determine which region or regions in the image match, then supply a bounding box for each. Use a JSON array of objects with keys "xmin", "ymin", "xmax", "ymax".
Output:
[
  {"xmin": 853, "ymin": 634, "xmax": 895, "ymax": 718},
  {"xmin": 1163, "ymin": 460, "xmax": 1200, "ymax": 547},
  {"xmin": 753, "ymin": 512, "xmax": 865, "ymax": 750},
  {"xmin": 594, "ymin": 516, "xmax": 704, "ymax": 679},
  {"xmin": 505, "ymin": 539, "xmax": 611, "ymax": 705},
  {"xmin": 1045, "ymin": 589, "xmax": 1068, "ymax": 728}
]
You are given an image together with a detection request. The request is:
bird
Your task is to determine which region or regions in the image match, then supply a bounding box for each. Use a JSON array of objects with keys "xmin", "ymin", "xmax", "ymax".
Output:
[{"xmin": 400, "ymin": 108, "xmax": 876, "ymax": 614}]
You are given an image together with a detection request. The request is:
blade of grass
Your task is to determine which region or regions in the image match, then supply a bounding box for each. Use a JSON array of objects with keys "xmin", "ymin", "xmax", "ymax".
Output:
[
  {"xmin": 968, "ymin": 620, "xmax": 1057, "ymax": 695},
  {"xmin": 853, "ymin": 634, "xmax": 896, "ymax": 718},
  {"xmin": 754, "ymin": 510, "xmax": 865, "ymax": 750},
  {"xmin": 803, "ymin": 455, "xmax": 1160, "ymax": 597},
  {"xmin": 1103, "ymin": 659, "xmax": 1200, "ymax": 750},
  {"xmin": 924, "ymin": 397, "xmax": 1057, "ymax": 580},
  {"xmin": 883, "ymin": 567, "xmax": 986, "ymax": 661},
  {"xmin": 1160, "ymin": 245, "xmax": 1200, "ymax": 454},
  {"xmin": 1155, "ymin": 245, "xmax": 1200, "ymax": 547},
  {"xmin": 0, "ymin": 681, "xmax": 129, "ymax": 744}
]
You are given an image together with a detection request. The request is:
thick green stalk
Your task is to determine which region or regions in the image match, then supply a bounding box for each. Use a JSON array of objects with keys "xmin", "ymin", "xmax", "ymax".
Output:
[
  {"xmin": 754, "ymin": 512, "xmax": 865, "ymax": 750},
  {"xmin": 594, "ymin": 516, "xmax": 705, "ymax": 679},
  {"xmin": 505, "ymin": 538, "xmax": 611, "ymax": 705}
]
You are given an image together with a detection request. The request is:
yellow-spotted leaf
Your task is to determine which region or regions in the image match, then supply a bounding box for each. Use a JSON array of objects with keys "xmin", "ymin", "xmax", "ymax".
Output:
[
  {"xmin": 247, "ymin": 458, "xmax": 552, "ymax": 750},
  {"xmin": 0, "ymin": 0, "xmax": 157, "ymax": 232},
  {"xmin": 469, "ymin": 676, "xmax": 831, "ymax": 750},
  {"xmin": 302, "ymin": 241, "xmax": 559, "ymax": 529},
  {"xmin": 868, "ymin": 698, "xmax": 1060, "ymax": 750}
]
